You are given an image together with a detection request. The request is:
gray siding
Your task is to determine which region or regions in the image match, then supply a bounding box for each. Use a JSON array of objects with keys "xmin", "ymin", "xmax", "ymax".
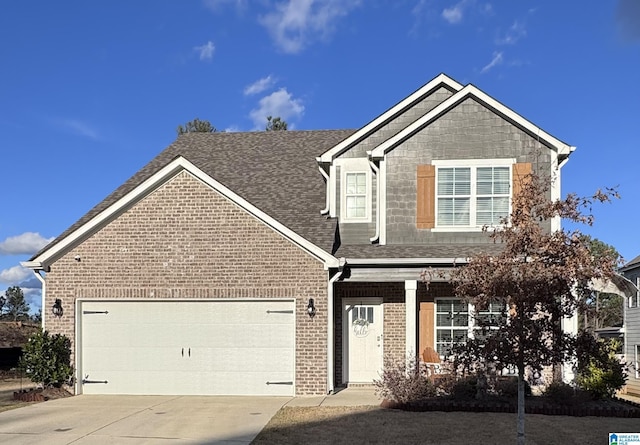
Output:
[
  {"xmin": 339, "ymin": 87, "xmax": 455, "ymax": 159},
  {"xmin": 623, "ymin": 267, "xmax": 640, "ymax": 396},
  {"xmin": 385, "ymin": 97, "xmax": 552, "ymax": 245}
]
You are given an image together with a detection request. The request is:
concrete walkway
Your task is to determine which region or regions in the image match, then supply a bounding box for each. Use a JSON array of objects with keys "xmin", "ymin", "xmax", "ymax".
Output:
[{"xmin": 285, "ymin": 387, "xmax": 381, "ymax": 407}]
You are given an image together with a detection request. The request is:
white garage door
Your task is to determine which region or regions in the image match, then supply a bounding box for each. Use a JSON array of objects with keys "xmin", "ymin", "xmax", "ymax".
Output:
[{"xmin": 79, "ymin": 300, "xmax": 295, "ymax": 396}]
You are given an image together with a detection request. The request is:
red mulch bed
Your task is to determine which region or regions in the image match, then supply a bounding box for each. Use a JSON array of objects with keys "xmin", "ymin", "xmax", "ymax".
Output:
[{"xmin": 13, "ymin": 387, "xmax": 72, "ymax": 402}]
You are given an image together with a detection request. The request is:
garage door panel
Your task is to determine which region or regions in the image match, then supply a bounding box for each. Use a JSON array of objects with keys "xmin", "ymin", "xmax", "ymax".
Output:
[{"xmin": 80, "ymin": 300, "xmax": 296, "ymax": 396}]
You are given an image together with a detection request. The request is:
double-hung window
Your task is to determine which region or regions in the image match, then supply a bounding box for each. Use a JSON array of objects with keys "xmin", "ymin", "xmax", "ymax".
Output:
[
  {"xmin": 345, "ymin": 172, "xmax": 367, "ymax": 219},
  {"xmin": 435, "ymin": 161, "xmax": 512, "ymax": 228}
]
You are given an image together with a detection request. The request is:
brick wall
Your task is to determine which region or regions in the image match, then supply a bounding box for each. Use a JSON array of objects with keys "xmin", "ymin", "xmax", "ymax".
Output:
[{"xmin": 44, "ymin": 171, "xmax": 329, "ymax": 395}]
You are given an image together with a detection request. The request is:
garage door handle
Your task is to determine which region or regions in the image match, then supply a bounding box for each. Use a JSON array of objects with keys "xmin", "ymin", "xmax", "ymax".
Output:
[
  {"xmin": 182, "ymin": 348, "xmax": 184, "ymax": 357},
  {"xmin": 188, "ymin": 348, "xmax": 191, "ymax": 357},
  {"xmin": 266, "ymin": 381, "xmax": 293, "ymax": 385}
]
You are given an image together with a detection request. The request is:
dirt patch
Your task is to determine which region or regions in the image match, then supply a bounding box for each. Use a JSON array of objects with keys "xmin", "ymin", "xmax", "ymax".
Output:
[
  {"xmin": 252, "ymin": 406, "xmax": 640, "ymax": 445},
  {"xmin": 0, "ymin": 378, "xmax": 71, "ymax": 413}
]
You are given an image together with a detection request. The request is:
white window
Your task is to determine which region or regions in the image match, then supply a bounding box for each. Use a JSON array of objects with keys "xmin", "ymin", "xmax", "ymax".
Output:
[
  {"xmin": 435, "ymin": 298, "xmax": 505, "ymax": 356},
  {"xmin": 630, "ymin": 277, "xmax": 638, "ymax": 308},
  {"xmin": 435, "ymin": 161, "xmax": 512, "ymax": 229},
  {"xmin": 636, "ymin": 345, "xmax": 639, "ymax": 379},
  {"xmin": 344, "ymin": 172, "xmax": 368, "ymax": 220},
  {"xmin": 436, "ymin": 299, "xmax": 469, "ymax": 355}
]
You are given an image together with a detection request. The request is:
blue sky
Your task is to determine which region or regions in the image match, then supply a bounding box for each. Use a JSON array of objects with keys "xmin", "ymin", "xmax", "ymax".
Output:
[{"xmin": 1, "ymin": 0, "xmax": 639, "ymax": 314}]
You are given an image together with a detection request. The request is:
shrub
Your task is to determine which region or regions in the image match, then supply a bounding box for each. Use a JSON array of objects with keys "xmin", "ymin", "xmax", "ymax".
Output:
[
  {"xmin": 495, "ymin": 376, "xmax": 532, "ymax": 398},
  {"xmin": 451, "ymin": 376, "xmax": 477, "ymax": 400},
  {"xmin": 19, "ymin": 330, "xmax": 73, "ymax": 388},
  {"xmin": 575, "ymin": 336, "xmax": 627, "ymax": 399},
  {"xmin": 544, "ymin": 382, "xmax": 575, "ymax": 405},
  {"xmin": 374, "ymin": 355, "xmax": 437, "ymax": 404}
]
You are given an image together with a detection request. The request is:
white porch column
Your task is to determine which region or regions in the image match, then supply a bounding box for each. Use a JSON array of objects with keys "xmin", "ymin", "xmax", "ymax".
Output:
[
  {"xmin": 405, "ymin": 280, "xmax": 417, "ymax": 358},
  {"xmin": 561, "ymin": 311, "xmax": 578, "ymax": 383}
]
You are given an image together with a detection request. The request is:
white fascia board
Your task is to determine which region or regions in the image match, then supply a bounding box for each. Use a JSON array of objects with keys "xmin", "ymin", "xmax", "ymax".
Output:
[
  {"xmin": 345, "ymin": 257, "xmax": 469, "ymax": 266},
  {"xmin": 318, "ymin": 74, "xmax": 463, "ymax": 163},
  {"xmin": 30, "ymin": 157, "xmax": 339, "ymax": 269},
  {"xmin": 21, "ymin": 261, "xmax": 43, "ymax": 270},
  {"xmin": 370, "ymin": 85, "xmax": 574, "ymax": 159}
]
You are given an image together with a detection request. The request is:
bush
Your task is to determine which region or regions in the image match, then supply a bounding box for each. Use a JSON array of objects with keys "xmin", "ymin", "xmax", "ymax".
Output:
[
  {"xmin": 575, "ymin": 336, "xmax": 627, "ymax": 399},
  {"xmin": 19, "ymin": 330, "xmax": 73, "ymax": 388},
  {"xmin": 374, "ymin": 355, "xmax": 437, "ymax": 404},
  {"xmin": 451, "ymin": 376, "xmax": 477, "ymax": 400},
  {"xmin": 544, "ymin": 382, "xmax": 575, "ymax": 405},
  {"xmin": 495, "ymin": 376, "xmax": 532, "ymax": 398}
]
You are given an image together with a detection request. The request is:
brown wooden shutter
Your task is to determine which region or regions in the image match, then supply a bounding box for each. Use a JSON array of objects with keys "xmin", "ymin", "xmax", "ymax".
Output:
[
  {"xmin": 417, "ymin": 164, "xmax": 435, "ymax": 229},
  {"xmin": 419, "ymin": 301, "xmax": 435, "ymax": 357},
  {"xmin": 512, "ymin": 162, "xmax": 532, "ymax": 199}
]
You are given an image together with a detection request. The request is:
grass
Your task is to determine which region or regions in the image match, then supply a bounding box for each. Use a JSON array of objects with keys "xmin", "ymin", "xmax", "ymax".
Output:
[{"xmin": 251, "ymin": 406, "xmax": 640, "ymax": 445}]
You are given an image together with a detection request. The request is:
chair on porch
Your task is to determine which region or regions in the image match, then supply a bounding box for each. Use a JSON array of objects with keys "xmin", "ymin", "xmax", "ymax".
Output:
[{"xmin": 421, "ymin": 346, "xmax": 443, "ymax": 379}]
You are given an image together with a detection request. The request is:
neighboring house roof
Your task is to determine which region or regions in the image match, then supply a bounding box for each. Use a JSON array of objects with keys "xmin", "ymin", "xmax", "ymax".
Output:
[
  {"xmin": 620, "ymin": 254, "xmax": 640, "ymax": 272},
  {"xmin": 30, "ymin": 130, "xmax": 355, "ymax": 265}
]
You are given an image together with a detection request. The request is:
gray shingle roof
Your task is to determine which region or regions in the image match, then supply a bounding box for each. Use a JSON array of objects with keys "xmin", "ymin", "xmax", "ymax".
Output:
[
  {"xmin": 335, "ymin": 243, "xmax": 503, "ymax": 259},
  {"xmin": 33, "ymin": 129, "xmax": 506, "ymax": 264},
  {"xmin": 32, "ymin": 130, "xmax": 355, "ymax": 260},
  {"xmin": 621, "ymin": 254, "xmax": 640, "ymax": 271}
]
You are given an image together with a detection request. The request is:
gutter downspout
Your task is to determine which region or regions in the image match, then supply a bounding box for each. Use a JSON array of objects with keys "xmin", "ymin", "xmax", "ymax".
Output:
[
  {"xmin": 368, "ymin": 157, "xmax": 380, "ymax": 243},
  {"xmin": 31, "ymin": 270, "xmax": 46, "ymax": 330},
  {"xmin": 327, "ymin": 257, "xmax": 346, "ymax": 394},
  {"xmin": 317, "ymin": 162, "xmax": 330, "ymax": 216}
]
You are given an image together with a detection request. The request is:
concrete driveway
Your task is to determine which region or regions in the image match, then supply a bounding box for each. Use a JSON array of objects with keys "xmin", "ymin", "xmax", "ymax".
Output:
[{"xmin": 0, "ymin": 395, "xmax": 290, "ymax": 444}]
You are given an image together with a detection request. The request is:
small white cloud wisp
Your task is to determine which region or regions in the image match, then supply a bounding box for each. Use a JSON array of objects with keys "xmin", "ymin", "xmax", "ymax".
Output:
[
  {"xmin": 481, "ymin": 51, "xmax": 504, "ymax": 74},
  {"xmin": 194, "ymin": 41, "xmax": 216, "ymax": 61},
  {"xmin": 244, "ymin": 75, "xmax": 276, "ymax": 96}
]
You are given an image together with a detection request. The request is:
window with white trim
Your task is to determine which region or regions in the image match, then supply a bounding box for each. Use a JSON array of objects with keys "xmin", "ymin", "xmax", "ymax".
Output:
[
  {"xmin": 344, "ymin": 172, "xmax": 368, "ymax": 220},
  {"xmin": 636, "ymin": 345, "xmax": 639, "ymax": 379},
  {"xmin": 436, "ymin": 165, "xmax": 510, "ymax": 228},
  {"xmin": 435, "ymin": 298, "xmax": 505, "ymax": 355}
]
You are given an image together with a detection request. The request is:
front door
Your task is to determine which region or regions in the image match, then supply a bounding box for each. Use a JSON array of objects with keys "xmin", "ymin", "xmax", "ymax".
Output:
[{"xmin": 343, "ymin": 299, "xmax": 383, "ymax": 383}]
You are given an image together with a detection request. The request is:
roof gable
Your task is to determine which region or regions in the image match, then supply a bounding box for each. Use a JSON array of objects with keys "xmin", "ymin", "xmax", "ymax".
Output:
[
  {"xmin": 26, "ymin": 130, "xmax": 355, "ymax": 270},
  {"xmin": 318, "ymin": 73, "xmax": 463, "ymax": 163},
  {"xmin": 370, "ymin": 84, "xmax": 575, "ymax": 160}
]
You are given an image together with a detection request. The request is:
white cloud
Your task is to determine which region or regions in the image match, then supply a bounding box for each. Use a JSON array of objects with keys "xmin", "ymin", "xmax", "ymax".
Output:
[
  {"xmin": 259, "ymin": 0, "xmax": 361, "ymax": 54},
  {"xmin": 0, "ymin": 265, "xmax": 32, "ymax": 284},
  {"xmin": 0, "ymin": 232, "xmax": 54, "ymax": 255},
  {"xmin": 481, "ymin": 51, "xmax": 503, "ymax": 73},
  {"xmin": 55, "ymin": 118, "xmax": 99, "ymax": 139},
  {"xmin": 442, "ymin": 4, "xmax": 463, "ymax": 24},
  {"xmin": 194, "ymin": 41, "xmax": 216, "ymax": 61},
  {"xmin": 496, "ymin": 20, "xmax": 526, "ymax": 45},
  {"xmin": 244, "ymin": 75, "xmax": 276, "ymax": 96},
  {"xmin": 224, "ymin": 125, "xmax": 241, "ymax": 132},
  {"xmin": 249, "ymin": 88, "xmax": 304, "ymax": 129}
]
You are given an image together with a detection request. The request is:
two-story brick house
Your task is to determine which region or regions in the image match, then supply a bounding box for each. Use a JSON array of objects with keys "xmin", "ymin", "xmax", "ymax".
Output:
[{"xmin": 23, "ymin": 74, "xmax": 575, "ymax": 396}]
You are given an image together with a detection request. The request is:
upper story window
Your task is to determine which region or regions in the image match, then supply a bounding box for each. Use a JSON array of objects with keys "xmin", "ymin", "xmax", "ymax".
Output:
[
  {"xmin": 345, "ymin": 172, "xmax": 367, "ymax": 219},
  {"xmin": 437, "ymin": 165, "xmax": 510, "ymax": 227},
  {"xmin": 416, "ymin": 159, "xmax": 525, "ymax": 231}
]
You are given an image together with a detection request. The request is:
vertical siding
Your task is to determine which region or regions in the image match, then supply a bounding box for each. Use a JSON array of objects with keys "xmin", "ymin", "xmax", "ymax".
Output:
[{"xmin": 44, "ymin": 171, "xmax": 329, "ymax": 395}]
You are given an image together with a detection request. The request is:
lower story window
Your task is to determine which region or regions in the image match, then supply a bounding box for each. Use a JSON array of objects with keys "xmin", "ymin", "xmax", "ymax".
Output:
[
  {"xmin": 435, "ymin": 298, "xmax": 504, "ymax": 355},
  {"xmin": 636, "ymin": 345, "xmax": 639, "ymax": 379}
]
